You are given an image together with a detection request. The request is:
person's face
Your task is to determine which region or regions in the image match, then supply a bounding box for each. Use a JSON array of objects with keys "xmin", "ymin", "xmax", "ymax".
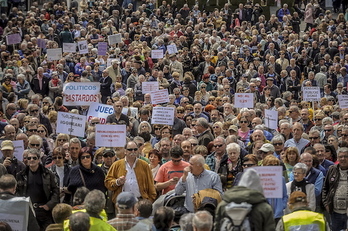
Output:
[
  {"xmin": 314, "ymin": 117, "xmax": 323, "ymax": 126},
  {"xmin": 280, "ymin": 124, "xmax": 291, "ymax": 136},
  {"xmin": 211, "ymin": 111, "xmax": 219, "ymax": 122},
  {"xmin": 159, "ymin": 141, "xmax": 171, "ymax": 154},
  {"xmin": 113, "ymin": 102, "xmax": 123, "ymax": 113},
  {"xmin": 292, "ymin": 125, "xmax": 303, "ymax": 140},
  {"xmin": 228, "ymin": 149, "xmax": 240, "ymax": 163},
  {"xmin": 193, "ymin": 105, "xmax": 202, "ymax": 115},
  {"xmin": 161, "ymin": 129, "xmax": 171, "ymax": 138},
  {"xmin": 338, "ymin": 152, "xmax": 348, "ymax": 169},
  {"xmin": 26, "ymin": 125, "xmax": 38, "ymax": 136},
  {"xmin": 181, "ymin": 141, "xmax": 192, "ymax": 156},
  {"xmin": 251, "ymin": 119, "xmax": 261, "ymax": 129},
  {"xmin": 273, "ymin": 141, "xmax": 284, "ymax": 152},
  {"xmin": 69, "ymin": 143, "xmax": 80, "ymax": 160},
  {"xmin": 213, "ymin": 140, "xmax": 226, "ymax": 155},
  {"xmin": 2, "ymin": 149, "xmax": 14, "ymax": 158},
  {"xmin": 80, "ymin": 152, "xmax": 92, "ymax": 168},
  {"xmin": 149, "ymin": 153, "xmax": 160, "ymax": 166},
  {"xmin": 57, "ymin": 137, "xmax": 68, "ymax": 146},
  {"xmin": 314, "ymin": 145, "xmax": 325, "ymax": 162},
  {"xmin": 293, "ymin": 169, "xmax": 305, "ymax": 182},
  {"xmin": 37, "ymin": 127, "xmax": 46, "ymax": 138},
  {"xmin": 242, "ymin": 160, "xmax": 256, "ymax": 169},
  {"xmin": 125, "ymin": 142, "xmax": 138, "ymax": 161},
  {"xmin": 103, "ymin": 152, "xmax": 116, "ymax": 167},
  {"xmin": 5, "ymin": 127, "xmax": 16, "ymax": 140},
  {"xmin": 53, "ymin": 153, "xmax": 64, "ymax": 167},
  {"xmin": 29, "ymin": 106, "xmax": 39, "ymax": 117},
  {"xmin": 324, "ymin": 125, "xmax": 334, "ymax": 137},
  {"xmin": 328, "ymin": 137, "xmax": 337, "ymax": 147},
  {"xmin": 27, "ymin": 154, "xmax": 40, "ymax": 169},
  {"xmin": 240, "ymin": 118, "xmax": 249, "ymax": 127},
  {"xmin": 301, "ymin": 155, "xmax": 313, "ymax": 169},
  {"xmin": 301, "ymin": 110, "xmax": 309, "ymax": 120},
  {"xmin": 223, "ymin": 105, "xmax": 232, "ymax": 115},
  {"xmin": 252, "ymin": 131, "xmax": 263, "ymax": 141},
  {"xmin": 287, "ymin": 151, "xmax": 297, "ymax": 163},
  {"xmin": 183, "ymin": 130, "xmax": 192, "ymax": 140},
  {"xmin": 308, "ymin": 133, "xmax": 320, "ymax": 145}
]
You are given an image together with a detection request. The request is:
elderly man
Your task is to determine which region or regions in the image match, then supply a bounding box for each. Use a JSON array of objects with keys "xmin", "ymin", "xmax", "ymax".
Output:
[
  {"xmin": 1, "ymin": 125, "xmax": 16, "ymax": 141},
  {"xmin": 67, "ymin": 138, "xmax": 81, "ymax": 167},
  {"xmin": 206, "ymin": 137, "xmax": 227, "ymax": 172},
  {"xmin": 284, "ymin": 122, "xmax": 309, "ymax": 153},
  {"xmin": 105, "ymin": 141, "xmax": 157, "ymax": 203},
  {"xmin": 313, "ymin": 143, "xmax": 334, "ymax": 173},
  {"xmin": 196, "ymin": 118, "xmax": 214, "ymax": 146},
  {"xmin": 0, "ymin": 140, "xmax": 25, "ymax": 177},
  {"xmin": 175, "ymin": 155, "xmax": 222, "ymax": 212},
  {"xmin": 99, "ymin": 69, "xmax": 112, "ymax": 103},
  {"xmin": 181, "ymin": 140, "xmax": 192, "ymax": 162},
  {"xmin": 105, "ymin": 59, "xmax": 121, "ymax": 83},
  {"xmin": 192, "ymin": 211, "xmax": 213, "ymax": 231},
  {"xmin": 27, "ymin": 104, "xmax": 52, "ymax": 134}
]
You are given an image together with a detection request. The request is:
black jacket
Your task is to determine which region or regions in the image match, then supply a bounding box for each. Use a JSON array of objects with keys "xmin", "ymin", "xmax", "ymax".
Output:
[{"xmin": 30, "ymin": 76, "xmax": 50, "ymax": 97}]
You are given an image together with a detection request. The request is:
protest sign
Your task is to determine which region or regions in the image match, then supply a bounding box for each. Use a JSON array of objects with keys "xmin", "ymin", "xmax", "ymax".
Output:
[
  {"xmin": 47, "ymin": 48, "xmax": 62, "ymax": 61},
  {"xmin": 6, "ymin": 33, "xmax": 21, "ymax": 45},
  {"xmin": 151, "ymin": 107, "xmax": 174, "ymax": 125},
  {"xmin": 142, "ymin": 81, "xmax": 159, "ymax": 94},
  {"xmin": 150, "ymin": 89, "xmax": 169, "ymax": 105},
  {"xmin": 63, "ymin": 43, "xmax": 76, "ymax": 53},
  {"xmin": 338, "ymin": 95, "xmax": 348, "ymax": 109},
  {"xmin": 151, "ymin": 50, "xmax": 164, "ymax": 59},
  {"xmin": 77, "ymin": 40, "xmax": 88, "ymax": 54},
  {"xmin": 167, "ymin": 44, "xmax": 178, "ymax": 54},
  {"xmin": 252, "ymin": 166, "xmax": 283, "ymax": 198},
  {"xmin": 63, "ymin": 82, "xmax": 100, "ymax": 106},
  {"xmin": 234, "ymin": 93, "xmax": 254, "ymax": 108},
  {"xmin": 87, "ymin": 103, "xmax": 114, "ymax": 124},
  {"xmin": 37, "ymin": 39, "xmax": 46, "ymax": 49},
  {"xmin": 98, "ymin": 42, "xmax": 108, "ymax": 56},
  {"xmin": 108, "ymin": 34, "xmax": 122, "ymax": 45},
  {"xmin": 303, "ymin": 87, "xmax": 321, "ymax": 102},
  {"xmin": 264, "ymin": 109, "xmax": 278, "ymax": 130},
  {"xmin": 0, "ymin": 140, "xmax": 24, "ymax": 160},
  {"xmin": 129, "ymin": 107, "xmax": 138, "ymax": 119},
  {"xmin": 0, "ymin": 197, "xmax": 30, "ymax": 231},
  {"xmin": 56, "ymin": 112, "xmax": 86, "ymax": 137},
  {"xmin": 95, "ymin": 124, "xmax": 126, "ymax": 147}
]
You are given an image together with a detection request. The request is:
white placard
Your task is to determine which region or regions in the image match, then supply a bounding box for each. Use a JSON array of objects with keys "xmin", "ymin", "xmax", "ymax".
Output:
[
  {"xmin": 129, "ymin": 107, "xmax": 138, "ymax": 119},
  {"xmin": 108, "ymin": 34, "xmax": 122, "ymax": 45},
  {"xmin": 0, "ymin": 197, "xmax": 29, "ymax": 231},
  {"xmin": 0, "ymin": 140, "xmax": 24, "ymax": 160},
  {"xmin": 142, "ymin": 81, "xmax": 159, "ymax": 94},
  {"xmin": 150, "ymin": 89, "xmax": 169, "ymax": 105},
  {"xmin": 234, "ymin": 93, "xmax": 254, "ymax": 108},
  {"xmin": 47, "ymin": 48, "xmax": 62, "ymax": 61},
  {"xmin": 56, "ymin": 112, "xmax": 87, "ymax": 137},
  {"xmin": 77, "ymin": 40, "xmax": 88, "ymax": 54},
  {"xmin": 303, "ymin": 87, "xmax": 321, "ymax": 102},
  {"xmin": 95, "ymin": 124, "xmax": 126, "ymax": 147},
  {"xmin": 86, "ymin": 103, "xmax": 114, "ymax": 124},
  {"xmin": 167, "ymin": 44, "xmax": 178, "ymax": 54},
  {"xmin": 122, "ymin": 107, "xmax": 129, "ymax": 115},
  {"xmin": 252, "ymin": 166, "xmax": 283, "ymax": 198},
  {"xmin": 63, "ymin": 43, "xmax": 76, "ymax": 53},
  {"xmin": 264, "ymin": 109, "xmax": 278, "ymax": 130},
  {"xmin": 151, "ymin": 107, "xmax": 174, "ymax": 125},
  {"xmin": 151, "ymin": 50, "xmax": 164, "ymax": 59},
  {"xmin": 338, "ymin": 95, "xmax": 348, "ymax": 109},
  {"xmin": 63, "ymin": 82, "xmax": 100, "ymax": 106}
]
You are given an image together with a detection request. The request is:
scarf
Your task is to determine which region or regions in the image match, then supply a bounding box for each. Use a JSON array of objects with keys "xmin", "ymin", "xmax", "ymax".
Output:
[
  {"xmin": 290, "ymin": 179, "xmax": 308, "ymax": 195},
  {"xmin": 2, "ymin": 83, "xmax": 12, "ymax": 93},
  {"xmin": 52, "ymin": 79, "xmax": 59, "ymax": 86}
]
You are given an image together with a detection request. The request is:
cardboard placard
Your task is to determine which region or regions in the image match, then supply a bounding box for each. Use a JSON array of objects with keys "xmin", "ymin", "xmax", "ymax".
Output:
[
  {"xmin": 63, "ymin": 82, "xmax": 100, "ymax": 106},
  {"xmin": 95, "ymin": 124, "xmax": 126, "ymax": 147},
  {"xmin": 151, "ymin": 107, "xmax": 174, "ymax": 125},
  {"xmin": 56, "ymin": 112, "xmax": 87, "ymax": 137}
]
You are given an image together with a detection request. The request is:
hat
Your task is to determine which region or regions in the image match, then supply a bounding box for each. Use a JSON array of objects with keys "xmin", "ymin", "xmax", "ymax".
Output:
[
  {"xmin": 169, "ymin": 54, "xmax": 176, "ymax": 58},
  {"xmin": 1, "ymin": 140, "xmax": 14, "ymax": 151},
  {"xmin": 134, "ymin": 60, "xmax": 142, "ymax": 65},
  {"xmin": 103, "ymin": 149, "xmax": 116, "ymax": 157},
  {"xmin": 229, "ymin": 125, "xmax": 238, "ymax": 132},
  {"xmin": 117, "ymin": 192, "xmax": 137, "ymax": 209},
  {"xmin": 289, "ymin": 191, "xmax": 308, "ymax": 204},
  {"xmin": 259, "ymin": 143, "xmax": 275, "ymax": 153},
  {"xmin": 319, "ymin": 13, "xmax": 324, "ymax": 16},
  {"xmin": 255, "ymin": 77, "xmax": 261, "ymax": 82},
  {"xmin": 266, "ymin": 77, "xmax": 274, "ymax": 81}
]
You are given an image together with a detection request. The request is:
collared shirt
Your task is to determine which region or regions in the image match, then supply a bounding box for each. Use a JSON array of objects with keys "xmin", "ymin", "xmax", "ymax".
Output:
[
  {"xmin": 284, "ymin": 138, "xmax": 310, "ymax": 153},
  {"xmin": 175, "ymin": 169, "xmax": 223, "ymax": 212},
  {"xmin": 108, "ymin": 214, "xmax": 139, "ymax": 231},
  {"xmin": 123, "ymin": 158, "xmax": 141, "ymax": 198}
]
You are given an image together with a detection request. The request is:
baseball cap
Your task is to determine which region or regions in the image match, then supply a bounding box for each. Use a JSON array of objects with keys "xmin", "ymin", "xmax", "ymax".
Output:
[
  {"xmin": 117, "ymin": 192, "xmax": 137, "ymax": 209},
  {"xmin": 1, "ymin": 140, "xmax": 14, "ymax": 151},
  {"xmin": 103, "ymin": 149, "xmax": 116, "ymax": 157},
  {"xmin": 259, "ymin": 143, "xmax": 275, "ymax": 153},
  {"xmin": 229, "ymin": 125, "xmax": 238, "ymax": 132}
]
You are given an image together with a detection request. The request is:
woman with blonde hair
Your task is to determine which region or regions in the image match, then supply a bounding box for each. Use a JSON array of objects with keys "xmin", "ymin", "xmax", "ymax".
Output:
[
  {"xmin": 212, "ymin": 122, "xmax": 223, "ymax": 138},
  {"xmin": 54, "ymin": 133, "xmax": 70, "ymax": 148}
]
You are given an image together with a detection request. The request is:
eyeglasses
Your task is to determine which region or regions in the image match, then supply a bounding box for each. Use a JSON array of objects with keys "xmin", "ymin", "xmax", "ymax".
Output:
[
  {"xmin": 37, "ymin": 130, "xmax": 45, "ymax": 133},
  {"xmin": 80, "ymin": 155, "xmax": 91, "ymax": 160},
  {"xmin": 154, "ymin": 127, "xmax": 161, "ymax": 130},
  {"xmin": 309, "ymin": 137, "xmax": 319, "ymax": 140},
  {"xmin": 182, "ymin": 101, "xmax": 189, "ymax": 104},
  {"xmin": 214, "ymin": 144, "xmax": 224, "ymax": 148},
  {"xmin": 324, "ymin": 129, "xmax": 332, "ymax": 132},
  {"xmin": 30, "ymin": 143, "xmax": 40, "ymax": 147},
  {"xmin": 103, "ymin": 153, "xmax": 114, "ymax": 158},
  {"xmin": 28, "ymin": 129, "xmax": 37, "ymax": 132},
  {"xmin": 91, "ymin": 122, "xmax": 99, "ymax": 125},
  {"xmin": 172, "ymin": 159, "xmax": 181, "ymax": 163},
  {"xmin": 53, "ymin": 156, "xmax": 63, "ymax": 160},
  {"xmin": 273, "ymin": 143, "xmax": 283, "ymax": 146},
  {"xmin": 243, "ymin": 164, "xmax": 254, "ymax": 167},
  {"xmin": 177, "ymin": 111, "xmax": 184, "ymax": 113},
  {"xmin": 24, "ymin": 120, "xmax": 30, "ymax": 123},
  {"xmin": 127, "ymin": 148, "xmax": 138, "ymax": 151},
  {"xmin": 314, "ymin": 118, "xmax": 322, "ymax": 121},
  {"xmin": 27, "ymin": 156, "xmax": 38, "ymax": 160},
  {"xmin": 338, "ymin": 155, "xmax": 348, "ymax": 159},
  {"xmin": 58, "ymin": 139, "xmax": 67, "ymax": 142},
  {"xmin": 191, "ymin": 143, "xmax": 198, "ymax": 146},
  {"xmin": 240, "ymin": 121, "xmax": 248, "ymax": 123},
  {"xmin": 342, "ymin": 134, "xmax": 348, "ymax": 137},
  {"xmin": 30, "ymin": 110, "xmax": 39, "ymax": 113}
]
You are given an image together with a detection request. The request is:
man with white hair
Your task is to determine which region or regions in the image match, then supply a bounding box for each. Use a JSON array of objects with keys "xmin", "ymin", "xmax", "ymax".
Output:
[
  {"xmin": 193, "ymin": 211, "xmax": 213, "ymax": 231},
  {"xmin": 105, "ymin": 59, "xmax": 121, "ymax": 83}
]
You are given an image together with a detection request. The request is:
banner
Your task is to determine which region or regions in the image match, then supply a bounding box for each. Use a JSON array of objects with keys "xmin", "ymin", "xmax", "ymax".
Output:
[
  {"xmin": 303, "ymin": 87, "xmax": 321, "ymax": 102},
  {"xmin": 0, "ymin": 197, "xmax": 30, "ymax": 231},
  {"xmin": 0, "ymin": 140, "xmax": 24, "ymax": 160},
  {"xmin": 264, "ymin": 109, "xmax": 278, "ymax": 130},
  {"xmin": 142, "ymin": 81, "xmax": 159, "ymax": 94},
  {"xmin": 338, "ymin": 95, "xmax": 348, "ymax": 109},
  {"xmin": 6, "ymin": 34, "xmax": 21, "ymax": 45},
  {"xmin": 87, "ymin": 103, "xmax": 114, "ymax": 124},
  {"xmin": 150, "ymin": 89, "xmax": 169, "ymax": 105},
  {"xmin": 63, "ymin": 43, "xmax": 76, "ymax": 53},
  {"xmin": 151, "ymin": 107, "xmax": 174, "ymax": 125},
  {"xmin": 77, "ymin": 40, "xmax": 88, "ymax": 54},
  {"xmin": 95, "ymin": 124, "xmax": 126, "ymax": 147},
  {"xmin": 97, "ymin": 42, "xmax": 108, "ymax": 56},
  {"xmin": 151, "ymin": 50, "xmax": 164, "ymax": 59},
  {"xmin": 252, "ymin": 166, "xmax": 283, "ymax": 198},
  {"xmin": 56, "ymin": 112, "xmax": 87, "ymax": 137},
  {"xmin": 234, "ymin": 93, "xmax": 254, "ymax": 108},
  {"xmin": 63, "ymin": 82, "xmax": 100, "ymax": 106},
  {"xmin": 47, "ymin": 48, "xmax": 62, "ymax": 61}
]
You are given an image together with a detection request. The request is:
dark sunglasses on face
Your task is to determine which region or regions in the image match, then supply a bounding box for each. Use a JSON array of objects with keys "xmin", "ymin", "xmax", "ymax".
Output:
[
  {"xmin": 53, "ymin": 156, "xmax": 63, "ymax": 160},
  {"xmin": 103, "ymin": 154, "xmax": 114, "ymax": 158},
  {"xmin": 80, "ymin": 155, "xmax": 91, "ymax": 160},
  {"xmin": 28, "ymin": 129, "xmax": 37, "ymax": 132},
  {"xmin": 273, "ymin": 143, "xmax": 283, "ymax": 146},
  {"xmin": 243, "ymin": 163, "xmax": 254, "ymax": 167},
  {"xmin": 37, "ymin": 130, "xmax": 45, "ymax": 133},
  {"xmin": 214, "ymin": 144, "xmax": 223, "ymax": 148},
  {"xmin": 27, "ymin": 156, "xmax": 38, "ymax": 160},
  {"xmin": 58, "ymin": 139, "xmax": 67, "ymax": 142},
  {"xmin": 30, "ymin": 143, "xmax": 40, "ymax": 147},
  {"xmin": 127, "ymin": 148, "xmax": 138, "ymax": 151},
  {"xmin": 31, "ymin": 109, "xmax": 39, "ymax": 113}
]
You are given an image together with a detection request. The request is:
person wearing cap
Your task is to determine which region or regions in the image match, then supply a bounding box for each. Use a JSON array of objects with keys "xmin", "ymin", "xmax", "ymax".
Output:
[
  {"xmin": 276, "ymin": 191, "xmax": 329, "ymax": 231},
  {"xmin": 258, "ymin": 143, "xmax": 275, "ymax": 163},
  {"xmin": 105, "ymin": 59, "xmax": 121, "ymax": 83},
  {"xmin": 0, "ymin": 140, "xmax": 25, "ymax": 177},
  {"xmin": 108, "ymin": 192, "xmax": 149, "ymax": 230}
]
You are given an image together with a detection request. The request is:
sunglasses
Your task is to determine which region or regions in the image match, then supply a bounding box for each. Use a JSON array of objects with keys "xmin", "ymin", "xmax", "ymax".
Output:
[
  {"xmin": 191, "ymin": 143, "xmax": 198, "ymax": 146},
  {"xmin": 37, "ymin": 130, "xmax": 45, "ymax": 133},
  {"xmin": 154, "ymin": 127, "xmax": 161, "ymax": 130},
  {"xmin": 27, "ymin": 156, "xmax": 38, "ymax": 160},
  {"xmin": 24, "ymin": 120, "xmax": 30, "ymax": 123},
  {"xmin": 127, "ymin": 148, "xmax": 138, "ymax": 151},
  {"xmin": 309, "ymin": 137, "xmax": 319, "ymax": 140},
  {"xmin": 80, "ymin": 155, "xmax": 91, "ymax": 159},
  {"xmin": 324, "ymin": 129, "xmax": 332, "ymax": 132},
  {"xmin": 240, "ymin": 121, "xmax": 248, "ymax": 123},
  {"xmin": 91, "ymin": 122, "xmax": 99, "ymax": 125},
  {"xmin": 30, "ymin": 143, "xmax": 40, "ymax": 147},
  {"xmin": 58, "ymin": 139, "xmax": 67, "ymax": 142},
  {"xmin": 314, "ymin": 118, "xmax": 322, "ymax": 121},
  {"xmin": 214, "ymin": 144, "xmax": 223, "ymax": 148},
  {"xmin": 31, "ymin": 110, "xmax": 39, "ymax": 113},
  {"xmin": 53, "ymin": 156, "xmax": 63, "ymax": 160},
  {"xmin": 28, "ymin": 129, "xmax": 37, "ymax": 132},
  {"xmin": 273, "ymin": 143, "xmax": 283, "ymax": 146},
  {"xmin": 103, "ymin": 153, "xmax": 114, "ymax": 158}
]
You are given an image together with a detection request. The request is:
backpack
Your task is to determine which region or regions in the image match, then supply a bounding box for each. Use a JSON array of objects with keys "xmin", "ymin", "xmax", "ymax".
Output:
[
  {"xmin": 220, "ymin": 202, "xmax": 253, "ymax": 231},
  {"xmin": 192, "ymin": 188, "xmax": 222, "ymax": 215}
]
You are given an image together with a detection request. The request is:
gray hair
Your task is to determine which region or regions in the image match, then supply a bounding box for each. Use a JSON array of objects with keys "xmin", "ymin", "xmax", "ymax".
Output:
[
  {"xmin": 69, "ymin": 212, "xmax": 90, "ymax": 231},
  {"xmin": 27, "ymin": 148, "xmax": 40, "ymax": 158},
  {"xmin": 179, "ymin": 213, "xmax": 194, "ymax": 231},
  {"xmin": 17, "ymin": 74, "xmax": 25, "ymax": 80},
  {"xmin": 322, "ymin": 117, "xmax": 333, "ymax": 125},
  {"xmin": 293, "ymin": 163, "xmax": 308, "ymax": 174},
  {"xmin": 196, "ymin": 118, "xmax": 209, "ymax": 129},
  {"xmin": 192, "ymin": 211, "xmax": 213, "ymax": 230},
  {"xmin": 193, "ymin": 154, "xmax": 205, "ymax": 167},
  {"xmin": 28, "ymin": 135, "xmax": 43, "ymax": 148},
  {"xmin": 84, "ymin": 190, "xmax": 106, "ymax": 214},
  {"xmin": 138, "ymin": 121, "xmax": 152, "ymax": 134},
  {"xmin": 271, "ymin": 134, "xmax": 285, "ymax": 144},
  {"xmin": 226, "ymin": 143, "xmax": 240, "ymax": 154},
  {"xmin": 134, "ymin": 136, "xmax": 145, "ymax": 143},
  {"xmin": 69, "ymin": 137, "xmax": 81, "ymax": 147},
  {"xmin": 337, "ymin": 147, "xmax": 348, "ymax": 155}
]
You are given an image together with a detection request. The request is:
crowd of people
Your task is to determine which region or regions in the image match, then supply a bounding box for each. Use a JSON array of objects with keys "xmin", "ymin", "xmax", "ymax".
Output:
[{"xmin": 0, "ymin": 0, "xmax": 347, "ymax": 230}]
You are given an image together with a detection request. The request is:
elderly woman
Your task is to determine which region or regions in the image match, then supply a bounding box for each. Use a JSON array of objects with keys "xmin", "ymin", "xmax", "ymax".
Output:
[
  {"xmin": 15, "ymin": 74, "xmax": 31, "ymax": 99},
  {"xmin": 138, "ymin": 121, "xmax": 152, "ymax": 135},
  {"xmin": 286, "ymin": 163, "xmax": 316, "ymax": 212},
  {"xmin": 218, "ymin": 143, "xmax": 243, "ymax": 190},
  {"xmin": 212, "ymin": 122, "xmax": 223, "ymax": 138},
  {"xmin": 67, "ymin": 147, "xmax": 106, "ymax": 197},
  {"xmin": 284, "ymin": 147, "xmax": 300, "ymax": 178}
]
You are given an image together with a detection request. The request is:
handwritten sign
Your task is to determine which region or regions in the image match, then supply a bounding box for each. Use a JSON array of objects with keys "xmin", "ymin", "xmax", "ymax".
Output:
[
  {"xmin": 252, "ymin": 166, "xmax": 283, "ymax": 198},
  {"xmin": 338, "ymin": 95, "xmax": 348, "ymax": 109},
  {"xmin": 95, "ymin": 124, "xmax": 126, "ymax": 147},
  {"xmin": 63, "ymin": 82, "xmax": 100, "ymax": 106},
  {"xmin": 234, "ymin": 93, "xmax": 254, "ymax": 108},
  {"xmin": 0, "ymin": 197, "xmax": 30, "ymax": 231},
  {"xmin": 56, "ymin": 112, "xmax": 86, "ymax": 137},
  {"xmin": 87, "ymin": 103, "xmax": 114, "ymax": 124},
  {"xmin": 0, "ymin": 140, "xmax": 24, "ymax": 160},
  {"xmin": 78, "ymin": 40, "xmax": 88, "ymax": 54},
  {"xmin": 150, "ymin": 89, "xmax": 169, "ymax": 105},
  {"xmin": 47, "ymin": 48, "xmax": 62, "ymax": 61},
  {"xmin": 264, "ymin": 109, "xmax": 278, "ymax": 130},
  {"xmin": 167, "ymin": 44, "xmax": 178, "ymax": 54},
  {"xmin": 151, "ymin": 107, "xmax": 174, "ymax": 125},
  {"xmin": 142, "ymin": 81, "xmax": 159, "ymax": 94},
  {"xmin": 6, "ymin": 33, "xmax": 22, "ymax": 45},
  {"xmin": 63, "ymin": 43, "xmax": 76, "ymax": 53},
  {"xmin": 151, "ymin": 50, "xmax": 164, "ymax": 59},
  {"xmin": 98, "ymin": 42, "xmax": 108, "ymax": 56},
  {"xmin": 37, "ymin": 38, "xmax": 46, "ymax": 49},
  {"xmin": 108, "ymin": 34, "xmax": 122, "ymax": 45},
  {"xmin": 303, "ymin": 87, "xmax": 321, "ymax": 102}
]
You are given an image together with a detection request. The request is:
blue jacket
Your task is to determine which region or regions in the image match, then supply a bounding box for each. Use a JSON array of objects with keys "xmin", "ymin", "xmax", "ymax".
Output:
[{"xmin": 266, "ymin": 177, "xmax": 288, "ymax": 219}]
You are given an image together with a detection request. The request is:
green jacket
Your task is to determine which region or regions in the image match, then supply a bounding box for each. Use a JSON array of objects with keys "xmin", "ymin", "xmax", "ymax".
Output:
[{"xmin": 214, "ymin": 186, "xmax": 275, "ymax": 231}]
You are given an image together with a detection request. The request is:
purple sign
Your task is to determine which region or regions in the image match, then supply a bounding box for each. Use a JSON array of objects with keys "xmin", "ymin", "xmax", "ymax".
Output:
[
  {"xmin": 37, "ymin": 39, "xmax": 46, "ymax": 49},
  {"xmin": 6, "ymin": 34, "xmax": 22, "ymax": 45},
  {"xmin": 98, "ymin": 42, "xmax": 108, "ymax": 56}
]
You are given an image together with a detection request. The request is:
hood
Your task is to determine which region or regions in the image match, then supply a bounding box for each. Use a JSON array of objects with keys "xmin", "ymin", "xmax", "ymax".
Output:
[
  {"xmin": 222, "ymin": 186, "xmax": 267, "ymax": 205},
  {"xmin": 238, "ymin": 168, "xmax": 264, "ymax": 194}
]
